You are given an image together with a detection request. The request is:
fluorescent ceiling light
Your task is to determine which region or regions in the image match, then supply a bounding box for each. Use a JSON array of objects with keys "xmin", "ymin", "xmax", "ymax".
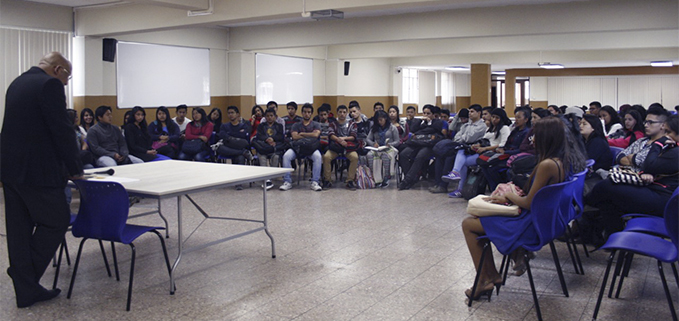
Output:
[
  {"xmin": 492, "ymin": 71, "xmax": 506, "ymax": 75},
  {"xmin": 651, "ymin": 61, "xmax": 673, "ymax": 67},
  {"xmin": 538, "ymin": 62, "xmax": 564, "ymax": 69},
  {"xmin": 445, "ymin": 66, "xmax": 469, "ymax": 71}
]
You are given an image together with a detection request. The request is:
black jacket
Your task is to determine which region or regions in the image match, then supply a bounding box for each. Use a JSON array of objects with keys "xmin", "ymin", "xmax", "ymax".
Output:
[
  {"xmin": 1, "ymin": 67, "xmax": 82, "ymax": 187},
  {"xmin": 124, "ymin": 123, "xmax": 155, "ymax": 162},
  {"xmin": 643, "ymin": 137, "xmax": 679, "ymax": 195}
]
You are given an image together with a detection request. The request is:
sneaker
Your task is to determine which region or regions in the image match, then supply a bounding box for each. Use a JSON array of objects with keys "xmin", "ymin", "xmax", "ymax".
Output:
[
  {"xmin": 310, "ymin": 181, "xmax": 322, "ymax": 191},
  {"xmin": 345, "ymin": 181, "xmax": 356, "ymax": 191},
  {"xmin": 442, "ymin": 171, "xmax": 462, "ymax": 182},
  {"xmin": 235, "ymin": 184, "xmax": 243, "ymax": 190},
  {"xmin": 448, "ymin": 189, "xmax": 462, "ymax": 198},
  {"xmin": 380, "ymin": 180, "xmax": 389, "ymax": 188},
  {"xmin": 430, "ymin": 185, "xmax": 448, "ymax": 194},
  {"xmin": 279, "ymin": 181, "xmax": 293, "ymax": 191},
  {"xmin": 322, "ymin": 180, "xmax": 332, "ymax": 189},
  {"xmin": 265, "ymin": 180, "xmax": 274, "ymax": 190},
  {"xmin": 398, "ymin": 179, "xmax": 413, "ymax": 191}
]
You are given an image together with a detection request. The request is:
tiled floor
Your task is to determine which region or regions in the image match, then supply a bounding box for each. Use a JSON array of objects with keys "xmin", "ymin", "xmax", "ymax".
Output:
[{"xmin": 0, "ymin": 176, "xmax": 677, "ymax": 320}]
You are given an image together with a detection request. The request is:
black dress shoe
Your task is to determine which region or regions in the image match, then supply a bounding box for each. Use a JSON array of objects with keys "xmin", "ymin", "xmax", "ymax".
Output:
[{"xmin": 17, "ymin": 288, "xmax": 61, "ymax": 308}]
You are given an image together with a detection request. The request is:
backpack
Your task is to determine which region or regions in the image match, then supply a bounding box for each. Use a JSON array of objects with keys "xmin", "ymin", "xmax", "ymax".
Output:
[
  {"xmin": 461, "ymin": 166, "xmax": 487, "ymax": 200},
  {"xmin": 356, "ymin": 165, "xmax": 376, "ymax": 189}
]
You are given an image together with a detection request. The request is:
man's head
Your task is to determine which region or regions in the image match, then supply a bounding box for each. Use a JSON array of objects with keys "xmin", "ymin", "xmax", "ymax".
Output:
[
  {"xmin": 176, "ymin": 105, "xmax": 188, "ymax": 120},
  {"xmin": 469, "ymin": 104, "xmax": 482, "ymax": 122},
  {"xmin": 227, "ymin": 106, "xmax": 240, "ymax": 122},
  {"xmin": 441, "ymin": 109, "xmax": 451, "ymax": 122},
  {"xmin": 645, "ymin": 106, "xmax": 669, "ymax": 138},
  {"xmin": 267, "ymin": 101, "xmax": 278, "ymax": 111},
  {"xmin": 457, "ymin": 109, "xmax": 469, "ymax": 124},
  {"xmin": 406, "ymin": 106, "xmax": 416, "ymax": 120},
  {"xmin": 301, "ymin": 103, "xmax": 314, "ymax": 121},
  {"xmin": 481, "ymin": 106, "xmax": 494, "ymax": 122},
  {"xmin": 589, "ymin": 101, "xmax": 602, "ymax": 116},
  {"xmin": 286, "ymin": 101, "xmax": 298, "ymax": 117},
  {"xmin": 373, "ymin": 102, "xmax": 384, "ymax": 114},
  {"xmin": 38, "ymin": 52, "xmax": 72, "ymax": 86},
  {"xmin": 337, "ymin": 105, "xmax": 348, "ymax": 121},
  {"xmin": 264, "ymin": 108, "xmax": 277, "ymax": 124},
  {"xmin": 318, "ymin": 105, "xmax": 330, "ymax": 122},
  {"xmin": 422, "ymin": 105, "xmax": 435, "ymax": 121},
  {"xmin": 349, "ymin": 101, "xmax": 361, "ymax": 120},
  {"xmin": 95, "ymin": 105, "xmax": 113, "ymax": 124}
]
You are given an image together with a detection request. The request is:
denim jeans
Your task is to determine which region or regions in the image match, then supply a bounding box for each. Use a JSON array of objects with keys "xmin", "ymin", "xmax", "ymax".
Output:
[
  {"xmin": 282, "ymin": 149, "xmax": 322, "ymax": 183},
  {"xmin": 452, "ymin": 149, "xmax": 479, "ymax": 190}
]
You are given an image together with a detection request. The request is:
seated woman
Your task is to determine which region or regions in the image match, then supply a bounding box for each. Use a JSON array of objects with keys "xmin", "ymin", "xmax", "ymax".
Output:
[
  {"xmin": 366, "ymin": 110, "xmax": 401, "ymax": 187},
  {"xmin": 67, "ymin": 109, "xmax": 95, "ymax": 169},
  {"xmin": 443, "ymin": 108, "xmax": 512, "ymax": 198},
  {"xmin": 608, "ymin": 110, "xmax": 644, "ymax": 148},
  {"xmin": 586, "ymin": 110, "xmax": 678, "ymax": 239},
  {"xmin": 581, "ymin": 114, "xmax": 613, "ymax": 173},
  {"xmin": 461, "ymin": 116, "xmax": 586, "ymax": 300},
  {"xmin": 478, "ymin": 107, "xmax": 532, "ymax": 191},
  {"xmin": 148, "ymin": 106, "xmax": 180, "ymax": 159},
  {"xmin": 79, "ymin": 107, "xmax": 95, "ymax": 137},
  {"xmin": 123, "ymin": 106, "xmax": 171, "ymax": 162},
  {"xmin": 178, "ymin": 107, "xmax": 213, "ymax": 162},
  {"xmin": 250, "ymin": 105, "xmax": 264, "ymax": 139},
  {"xmin": 208, "ymin": 107, "xmax": 223, "ymax": 134},
  {"xmin": 388, "ymin": 105, "xmax": 408, "ymax": 141},
  {"xmin": 600, "ymin": 105, "xmax": 623, "ymax": 138}
]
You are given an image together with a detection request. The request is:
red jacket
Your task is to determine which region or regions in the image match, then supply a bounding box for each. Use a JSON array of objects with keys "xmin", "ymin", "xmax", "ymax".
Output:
[{"xmin": 185, "ymin": 121, "xmax": 213, "ymax": 141}]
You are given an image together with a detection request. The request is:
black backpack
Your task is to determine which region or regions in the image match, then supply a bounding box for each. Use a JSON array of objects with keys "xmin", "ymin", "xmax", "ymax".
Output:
[{"xmin": 461, "ymin": 166, "xmax": 487, "ymax": 200}]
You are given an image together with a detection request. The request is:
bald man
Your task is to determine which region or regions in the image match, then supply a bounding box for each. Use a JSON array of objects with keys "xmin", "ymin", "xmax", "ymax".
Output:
[{"xmin": 1, "ymin": 52, "xmax": 83, "ymax": 308}]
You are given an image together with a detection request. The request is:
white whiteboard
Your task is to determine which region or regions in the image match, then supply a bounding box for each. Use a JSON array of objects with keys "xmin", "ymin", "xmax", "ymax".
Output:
[
  {"xmin": 116, "ymin": 41, "xmax": 210, "ymax": 108},
  {"xmin": 256, "ymin": 53, "xmax": 312, "ymax": 105}
]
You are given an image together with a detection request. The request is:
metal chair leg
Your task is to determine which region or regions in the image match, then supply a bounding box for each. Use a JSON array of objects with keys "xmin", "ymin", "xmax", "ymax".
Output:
[
  {"xmin": 573, "ymin": 219, "xmax": 589, "ymax": 258},
  {"xmin": 609, "ymin": 250, "xmax": 626, "ymax": 298},
  {"xmin": 52, "ymin": 240, "xmax": 66, "ymax": 289},
  {"xmin": 671, "ymin": 262, "xmax": 679, "ymax": 289},
  {"xmin": 592, "ymin": 250, "xmax": 616, "ymax": 320},
  {"xmin": 549, "ymin": 242, "xmax": 569, "ymax": 297},
  {"xmin": 111, "ymin": 241, "xmax": 120, "ymax": 281},
  {"xmin": 658, "ymin": 261, "xmax": 679, "ymax": 321},
  {"xmin": 67, "ymin": 238, "xmax": 88, "ymax": 299},
  {"xmin": 567, "ymin": 225, "xmax": 584, "ymax": 274},
  {"xmin": 98, "ymin": 240, "xmax": 112, "ymax": 277},
  {"xmin": 126, "ymin": 243, "xmax": 136, "ymax": 311},
  {"xmin": 614, "ymin": 252, "xmax": 634, "ymax": 298},
  {"xmin": 563, "ymin": 227, "xmax": 580, "ymax": 275},
  {"xmin": 468, "ymin": 242, "xmax": 489, "ymax": 307},
  {"xmin": 525, "ymin": 253, "xmax": 543, "ymax": 321}
]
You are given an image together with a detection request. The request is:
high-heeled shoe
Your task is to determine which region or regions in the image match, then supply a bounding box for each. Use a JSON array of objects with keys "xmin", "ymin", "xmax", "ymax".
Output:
[{"xmin": 465, "ymin": 283, "xmax": 495, "ymax": 302}]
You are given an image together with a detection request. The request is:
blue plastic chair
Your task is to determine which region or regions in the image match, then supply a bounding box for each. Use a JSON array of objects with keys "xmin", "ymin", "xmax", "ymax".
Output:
[
  {"xmin": 592, "ymin": 188, "xmax": 679, "ymax": 321},
  {"xmin": 610, "ymin": 146, "xmax": 624, "ymax": 165},
  {"xmin": 67, "ymin": 180, "xmax": 171, "ymax": 311},
  {"xmin": 469, "ymin": 177, "xmax": 578, "ymax": 321}
]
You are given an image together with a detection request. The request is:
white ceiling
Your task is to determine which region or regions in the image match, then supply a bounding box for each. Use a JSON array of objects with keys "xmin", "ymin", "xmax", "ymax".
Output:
[{"xmin": 26, "ymin": 0, "xmax": 124, "ymax": 8}]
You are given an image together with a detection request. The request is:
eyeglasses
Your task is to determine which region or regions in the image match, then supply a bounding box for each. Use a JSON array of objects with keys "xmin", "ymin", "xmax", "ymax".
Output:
[
  {"xmin": 643, "ymin": 120, "xmax": 663, "ymax": 125},
  {"xmin": 57, "ymin": 65, "xmax": 72, "ymax": 80}
]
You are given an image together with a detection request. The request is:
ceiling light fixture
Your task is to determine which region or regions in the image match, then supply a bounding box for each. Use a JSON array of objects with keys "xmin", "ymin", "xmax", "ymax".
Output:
[
  {"xmin": 651, "ymin": 61, "xmax": 674, "ymax": 67},
  {"xmin": 309, "ymin": 9, "xmax": 344, "ymax": 20},
  {"xmin": 538, "ymin": 62, "xmax": 565, "ymax": 69},
  {"xmin": 445, "ymin": 66, "xmax": 469, "ymax": 71},
  {"xmin": 492, "ymin": 71, "xmax": 506, "ymax": 75}
]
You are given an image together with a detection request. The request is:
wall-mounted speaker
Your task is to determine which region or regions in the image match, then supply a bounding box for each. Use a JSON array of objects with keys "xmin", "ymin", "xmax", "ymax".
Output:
[
  {"xmin": 103, "ymin": 38, "xmax": 118, "ymax": 62},
  {"xmin": 344, "ymin": 61, "xmax": 350, "ymax": 76}
]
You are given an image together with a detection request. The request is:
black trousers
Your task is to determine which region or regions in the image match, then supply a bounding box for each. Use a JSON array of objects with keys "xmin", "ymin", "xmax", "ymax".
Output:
[
  {"xmin": 3, "ymin": 182, "xmax": 71, "ymax": 306},
  {"xmin": 399, "ymin": 146, "xmax": 433, "ymax": 183}
]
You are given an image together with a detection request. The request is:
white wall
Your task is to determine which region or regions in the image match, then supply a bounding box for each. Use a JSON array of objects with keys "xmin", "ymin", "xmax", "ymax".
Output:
[
  {"xmin": 418, "ymin": 70, "xmax": 436, "ymax": 111},
  {"xmin": 0, "ymin": 0, "xmax": 72, "ymax": 32},
  {"xmin": 340, "ymin": 58, "xmax": 391, "ymax": 97}
]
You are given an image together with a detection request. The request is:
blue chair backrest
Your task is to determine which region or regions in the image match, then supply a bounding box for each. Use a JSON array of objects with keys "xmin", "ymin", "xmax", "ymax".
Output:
[
  {"xmin": 530, "ymin": 177, "xmax": 578, "ymax": 247},
  {"xmin": 610, "ymin": 147, "xmax": 624, "ymax": 165},
  {"xmin": 664, "ymin": 188, "xmax": 679, "ymax": 250},
  {"xmin": 571, "ymin": 168, "xmax": 588, "ymax": 219},
  {"xmin": 72, "ymin": 180, "xmax": 130, "ymax": 243}
]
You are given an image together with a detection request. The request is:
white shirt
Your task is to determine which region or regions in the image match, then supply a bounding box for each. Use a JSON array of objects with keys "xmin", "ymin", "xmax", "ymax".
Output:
[{"xmin": 173, "ymin": 116, "xmax": 192, "ymax": 132}]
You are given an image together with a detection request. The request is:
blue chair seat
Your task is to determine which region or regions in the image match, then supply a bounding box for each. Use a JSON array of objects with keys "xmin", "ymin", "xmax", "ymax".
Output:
[
  {"xmin": 121, "ymin": 224, "xmax": 166, "ymax": 244},
  {"xmin": 601, "ymin": 232, "xmax": 677, "ymax": 263},
  {"xmin": 623, "ymin": 216, "xmax": 668, "ymax": 238}
]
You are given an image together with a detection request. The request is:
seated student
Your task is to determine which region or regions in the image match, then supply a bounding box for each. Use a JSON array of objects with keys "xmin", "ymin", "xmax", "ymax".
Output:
[
  {"xmin": 121, "ymin": 110, "xmax": 133, "ymax": 133},
  {"xmin": 461, "ymin": 116, "xmax": 586, "ymax": 300},
  {"xmin": 398, "ymin": 104, "xmax": 446, "ymax": 190},
  {"xmin": 365, "ymin": 110, "xmax": 401, "ymax": 188},
  {"xmin": 217, "ymin": 106, "xmax": 252, "ymax": 165},
  {"xmin": 388, "ymin": 105, "xmax": 408, "ymax": 141},
  {"xmin": 87, "ymin": 105, "xmax": 143, "ymax": 167},
  {"xmin": 430, "ymin": 104, "xmax": 486, "ymax": 193},
  {"xmin": 178, "ymin": 107, "xmax": 213, "ymax": 162},
  {"xmin": 315, "ymin": 104, "xmax": 337, "ymax": 153},
  {"xmin": 66, "ymin": 109, "xmax": 95, "ymax": 169},
  {"xmin": 432, "ymin": 106, "xmax": 448, "ymax": 137},
  {"xmin": 208, "ymin": 107, "xmax": 223, "ymax": 134},
  {"xmin": 443, "ymin": 108, "xmax": 511, "ymax": 197},
  {"xmin": 405, "ymin": 105, "xmax": 418, "ymax": 132},
  {"xmin": 254, "ymin": 108, "xmax": 285, "ymax": 190},
  {"xmin": 441, "ymin": 109, "xmax": 451, "ymax": 124},
  {"xmin": 348, "ymin": 101, "xmax": 371, "ymax": 153},
  {"xmin": 123, "ymin": 106, "xmax": 171, "ymax": 162},
  {"xmin": 282, "ymin": 101, "xmax": 303, "ymax": 140},
  {"xmin": 547, "ymin": 104, "xmax": 561, "ymax": 115},
  {"xmin": 280, "ymin": 103, "xmax": 323, "ymax": 191},
  {"xmin": 266, "ymin": 100, "xmax": 287, "ymax": 133},
  {"xmin": 322, "ymin": 105, "xmax": 359, "ymax": 190},
  {"xmin": 173, "ymin": 104, "xmax": 192, "ymax": 136},
  {"xmin": 369, "ymin": 102, "xmax": 385, "ymax": 127},
  {"xmin": 477, "ymin": 107, "xmax": 532, "ymax": 191},
  {"xmin": 581, "ymin": 114, "xmax": 613, "ymax": 173},
  {"xmin": 79, "ymin": 107, "xmax": 95, "ymax": 138},
  {"xmin": 600, "ymin": 105, "xmax": 622, "ymax": 137},
  {"xmin": 250, "ymin": 105, "xmax": 264, "ymax": 139},
  {"xmin": 608, "ymin": 110, "xmax": 644, "ymax": 148},
  {"xmin": 586, "ymin": 108, "xmax": 678, "ymax": 239},
  {"xmin": 448, "ymin": 108, "xmax": 469, "ymax": 138},
  {"xmin": 148, "ymin": 106, "xmax": 181, "ymax": 159}
]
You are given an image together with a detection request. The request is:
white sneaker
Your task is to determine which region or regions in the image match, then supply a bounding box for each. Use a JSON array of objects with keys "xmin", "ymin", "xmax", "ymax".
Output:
[
  {"xmin": 279, "ymin": 181, "xmax": 292, "ymax": 191},
  {"xmin": 310, "ymin": 181, "xmax": 322, "ymax": 191},
  {"xmin": 265, "ymin": 180, "xmax": 274, "ymax": 190}
]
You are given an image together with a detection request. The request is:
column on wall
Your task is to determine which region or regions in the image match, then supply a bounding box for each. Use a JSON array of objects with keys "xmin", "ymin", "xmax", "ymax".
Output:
[
  {"xmin": 505, "ymin": 71, "xmax": 516, "ymax": 117},
  {"xmin": 470, "ymin": 63, "xmax": 491, "ymax": 106}
]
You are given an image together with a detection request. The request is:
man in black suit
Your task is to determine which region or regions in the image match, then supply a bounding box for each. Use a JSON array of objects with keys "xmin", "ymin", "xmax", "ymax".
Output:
[{"xmin": 1, "ymin": 52, "xmax": 83, "ymax": 308}]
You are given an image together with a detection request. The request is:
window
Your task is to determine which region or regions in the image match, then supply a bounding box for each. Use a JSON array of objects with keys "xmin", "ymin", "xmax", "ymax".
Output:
[
  {"xmin": 441, "ymin": 72, "xmax": 455, "ymax": 106},
  {"xmin": 402, "ymin": 68, "xmax": 419, "ymax": 104}
]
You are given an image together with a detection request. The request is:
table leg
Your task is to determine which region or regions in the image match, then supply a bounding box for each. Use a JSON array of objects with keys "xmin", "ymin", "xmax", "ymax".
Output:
[
  {"xmin": 262, "ymin": 179, "xmax": 276, "ymax": 258},
  {"xmin": 157, "ymin": 199, "xmax": 169, "ymax": 238},
  {"xmin": 170, "ymin": 195, "xmax": 183, "ymax": 294}
]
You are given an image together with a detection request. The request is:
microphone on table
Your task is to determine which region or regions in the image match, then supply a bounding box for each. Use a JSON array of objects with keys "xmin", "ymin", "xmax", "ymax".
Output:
[{"xmin": 92, "ymin": 168, "xmax": 115, "ymax": 175}]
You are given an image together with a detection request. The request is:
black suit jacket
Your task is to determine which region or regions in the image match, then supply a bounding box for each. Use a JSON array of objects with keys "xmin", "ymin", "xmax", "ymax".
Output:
[{"xmin": 1, "ymin": 67, "xmax": 83, "ymax": 187}]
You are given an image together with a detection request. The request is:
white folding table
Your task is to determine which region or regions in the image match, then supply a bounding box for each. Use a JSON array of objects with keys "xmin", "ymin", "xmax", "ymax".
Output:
[{"xmin": 83, "ymin": 160, "xmax": 292, "ymax": 294}]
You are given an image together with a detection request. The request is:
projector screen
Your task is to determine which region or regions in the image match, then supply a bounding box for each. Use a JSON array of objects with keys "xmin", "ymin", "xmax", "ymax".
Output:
[
  {"xmin": 256, "ymin": 53, "xmax": 313, "ymax": 105},
  {"xmin": 116, "ymin": 41, "xmax": 210, "ymax": 108}
]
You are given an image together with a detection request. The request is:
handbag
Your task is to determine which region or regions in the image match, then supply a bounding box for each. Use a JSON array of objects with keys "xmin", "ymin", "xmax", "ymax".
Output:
[
  {"xmin": 224, "ymin": 136, "xmax": 250, "ymax": 150},
  {"xmin": 152, "ymin": 141, "xmax": 168, "ymax": 150},
  {"xmin": 252, "ymin": 139, "xmax": 280, "ymax": 155},
  {"xmin": 465, "ymin": 138, "xmax": 490, "ymax": 155},
  {"xmin": 477, "ymin": 151, "xmax": 509, "ymax": 163},
  {"xmin": 406, "ymin": 133, "xmax": 443, "ymax": 148},
  {"xmin": 291, "ymin": 137, "xmax": 321, "ymax": 157},
  {"xmin": 609, "ymin": 166, "xmax": 648, "ymax": 186},
  {"xmin": 467, "ymin": 194, "xmax": 521, "ymax": 217},
  {"xmin": 491, "ymin": 182, "xmax": 525, "ymax": 197},
  {"xmin": 181, "ymin": 139, "xmax": 204, "ymax": 155}
]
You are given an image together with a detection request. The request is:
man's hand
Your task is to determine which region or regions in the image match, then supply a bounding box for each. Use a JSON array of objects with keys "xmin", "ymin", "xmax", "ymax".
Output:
[
  {"xmin": 147, "ymin": 150, "xmax": 158, "ymax": 156},
  {"xmin": 113, "ymin": 153, "xmax": 124, "ymax": 162},
  {"xmin": 641, "ymin": 173, "xmax": 654, "ymax": 184},
  {"xmin": 199, "ymin": 136, "xmax": 208, "ymax": 142},
  {"xmin": 69, "ymin": 174, "xmax": 84, "ymax": 180},
  {"xmin": 160, "ymin": 135, "xmax": 169, "ymax": 142}
]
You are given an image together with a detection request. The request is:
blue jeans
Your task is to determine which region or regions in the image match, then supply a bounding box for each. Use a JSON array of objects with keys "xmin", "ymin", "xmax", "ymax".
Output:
[
  {"xmin": 96, "ymin": 155, "xmax": 143, "ymax": 167},
  {"xmin": 282, "ymin": 149, "xmax": 322, "ymax": 183},
  {"xmin": 452, "ymin": 149, "xmax": 479, "ymax": 190},
  {"xmin": 178, "ymin": 150, "xmax": 210, "ymax": 162},
  {"xmin": 433, "ymin": 140, "xmax": 460, "ymax": 187}
]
